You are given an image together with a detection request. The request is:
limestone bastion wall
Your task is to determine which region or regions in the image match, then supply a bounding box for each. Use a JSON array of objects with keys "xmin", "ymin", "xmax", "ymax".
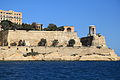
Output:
[
  {"xmin": 92, "ymin": 35, "xmax": 107, "ymax": 47},
  {"xmin": 0, "ymin": 30, "xmax": 81, "ymax": 46}
]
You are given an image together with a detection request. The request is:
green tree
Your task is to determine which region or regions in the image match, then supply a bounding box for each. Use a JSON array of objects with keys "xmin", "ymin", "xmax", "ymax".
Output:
[
  {"xmin": 38, "ymin": 38, "xmax": 47, "ymax": 46},
  {"xmin": 51, "ymin": 39, "xmax": 59, "ymax": 47},
  {"xmin": 57, "ymin": 26, "xmax": 64, "ymax": 31},
  {"xmin": 22, "ymin": 23, "xmax": 33, "ymax": 30},
  {"xmin": 31, "ymin": 22, "xmax": 37, "ymax": 30},
  {"xmin": 47, "ymin": 24, "xmax": 57, "ymax": 31},
  {"xmin": 43, "ymin": 28, "xmax": 49, "ymax": 31},
  {"xmin": 0, "ymin": 20, "xmax": 14, "ymax": 30}
]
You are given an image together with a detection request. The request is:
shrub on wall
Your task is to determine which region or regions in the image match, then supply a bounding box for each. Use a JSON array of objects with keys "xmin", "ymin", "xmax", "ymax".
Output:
[
  {"xmin": 23, "ymin": 52, "xmax": 40, "ymax": 57},
  {"xmin": 38, "ymin": 38, "xmax": 47, "ymax": 46},
  {"xmin": 51, "ymin": 39, "xmax": 59, "ymax": 47},
  {"xmin": 67, "ymin": 39, "xmax": 75, "ymax": 47},
  {"xmin": 10, "ymin": 42, "xmax": 17, "ymax": 46}
]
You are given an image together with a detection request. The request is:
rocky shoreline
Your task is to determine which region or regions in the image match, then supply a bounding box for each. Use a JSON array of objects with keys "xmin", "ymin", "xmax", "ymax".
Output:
[{"xmin": 0, "ymin": 46, "xmax": 119, "ymax": 61}]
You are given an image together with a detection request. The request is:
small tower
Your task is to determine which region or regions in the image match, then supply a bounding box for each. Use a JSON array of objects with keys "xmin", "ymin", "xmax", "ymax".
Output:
[
  {"xmin": 64, "ymin": 26, "xmax": 74, "ymax": 32},
  {"xmin": 88, "ymin": 25, "xmax": 96, "ymax": 36}
]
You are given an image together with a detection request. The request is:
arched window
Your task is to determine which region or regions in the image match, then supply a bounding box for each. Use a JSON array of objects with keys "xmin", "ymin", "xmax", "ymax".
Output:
[
  {"xmin": 67, "ymin": 28, "xmax": 71, "ymax": 32},
  {"xmin": 92, "ymin": 28, "xmax": 94, "ymax": 34},
  {"xmin": 67, "ymin": 39, "xmax": 75, "ymax": 47}
]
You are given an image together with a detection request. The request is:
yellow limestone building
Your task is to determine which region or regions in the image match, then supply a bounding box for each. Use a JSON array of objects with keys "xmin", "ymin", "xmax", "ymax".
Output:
[{"xmin": 0, "ymin": 10, "xmax": 22, "ymax": 24}]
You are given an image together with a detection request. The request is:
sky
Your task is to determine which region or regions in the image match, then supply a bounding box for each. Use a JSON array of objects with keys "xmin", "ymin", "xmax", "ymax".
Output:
[{"xmin": 1, "ymin": 0, "xmax": 120, "ymax": 55}]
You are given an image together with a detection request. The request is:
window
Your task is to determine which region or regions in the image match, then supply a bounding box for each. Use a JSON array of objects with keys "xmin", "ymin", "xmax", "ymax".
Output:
[{"xmin": 67, "ymin": 28, "xmax": 72, "ymax": 32}]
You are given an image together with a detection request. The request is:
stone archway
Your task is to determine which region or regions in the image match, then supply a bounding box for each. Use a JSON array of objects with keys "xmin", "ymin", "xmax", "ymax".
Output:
[
  {"xmin": 67, "ymin": 28, "xmax": 71, "ymax": 32},
  {"xmin": 68, "ymin": 39, "xmax": 75, "ymax": 47}
]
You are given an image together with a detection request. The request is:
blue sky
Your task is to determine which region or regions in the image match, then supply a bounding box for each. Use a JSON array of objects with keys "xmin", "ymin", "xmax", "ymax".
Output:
[{"xmin": 1, "ymin": 0, "xmax": 120, "ymax": 55}]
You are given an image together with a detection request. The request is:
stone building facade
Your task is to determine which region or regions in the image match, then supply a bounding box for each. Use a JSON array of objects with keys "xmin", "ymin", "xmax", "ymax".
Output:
[
  {"xmin": 64, "ymin": 26, "xmax": 74, "ymax": 32},
  {"xmin": 0, "ymin": 10, "xmax": 22, "ymax": 24}
]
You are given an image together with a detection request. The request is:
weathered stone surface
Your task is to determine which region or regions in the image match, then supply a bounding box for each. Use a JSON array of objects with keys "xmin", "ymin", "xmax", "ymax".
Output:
[
  {"xmin": 0, "ymin": 46, "xmax": 119, "ymax": 61},
  {"xmin": 80, "ymin": 55, "xmax": 118, "ymax": 61},
  {"xmin": 0, "ymin": 30, "xmax": 81, "ymax": 47},
  {"xmin": 92, "ymin": 35, "xmax": 107, "ymax": 47},
  {"xmin": 0, "ymin": 26, "xmax": 119, "ymax": 61}
]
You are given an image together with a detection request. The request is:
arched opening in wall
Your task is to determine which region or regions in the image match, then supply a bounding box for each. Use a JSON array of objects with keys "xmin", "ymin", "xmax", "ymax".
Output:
[
  {"xmin": 67, "ymin": 39, "xmax": 75, "ymax": 47},
  {"xmin": 92, "ymin": 28, "xmax": 94, "ymax": 34},
  {"xmin": 67, "ymin": 28, "xmax": 71, "ymax": 32},
  {"xmin": 38, "ymin": 38, "xmax": 47, "ymax": 46}
]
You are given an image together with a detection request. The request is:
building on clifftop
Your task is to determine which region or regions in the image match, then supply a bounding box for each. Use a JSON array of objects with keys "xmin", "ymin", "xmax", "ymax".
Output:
[
  {"xmin": 80, "ymin": 25, "xmax": 107, "ymax": 48},
  {"xmin": 0, "ymin": 10, "xmax": 22, "ymax": 24}
]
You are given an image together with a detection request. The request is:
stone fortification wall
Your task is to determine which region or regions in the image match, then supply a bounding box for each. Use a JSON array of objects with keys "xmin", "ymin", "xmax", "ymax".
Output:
[
  {"xmin": 80, "ymin": 35, "xmax": 107, "ymax": 47},
  {"xmin": 0, "ymin": 31, "xmax": 8, "ymax": 46},
  {"xmin": 0, "ymin": 31, "xmax": 2, "ymax": 45},
  {"xmin": 92, "ymin": 35, "xmax": 107, "ymax": 47},
  {"xmin": 1, "ymin": 30, "xmax": 81, "ymax": 46}
]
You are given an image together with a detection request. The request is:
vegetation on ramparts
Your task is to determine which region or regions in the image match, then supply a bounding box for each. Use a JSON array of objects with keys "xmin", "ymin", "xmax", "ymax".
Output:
[
  {"xmin": 23, "ymin": 52, "xmax": 40, "ymax": 57},
  {"xmin": 0, "ymin": 20, "xmax": 64, "ymax": 31}
]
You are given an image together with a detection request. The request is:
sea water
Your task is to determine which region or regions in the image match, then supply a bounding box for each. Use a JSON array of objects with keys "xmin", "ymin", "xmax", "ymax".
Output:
[{"xmin": 0, "ymin": 61, "xmax": 120, "ymax": 80}]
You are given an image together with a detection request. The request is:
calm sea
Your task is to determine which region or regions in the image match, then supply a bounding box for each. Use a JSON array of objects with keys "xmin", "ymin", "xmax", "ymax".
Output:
[{"xmin": 0, "ymin": 61, "xmax": 120, "ymax": 80}]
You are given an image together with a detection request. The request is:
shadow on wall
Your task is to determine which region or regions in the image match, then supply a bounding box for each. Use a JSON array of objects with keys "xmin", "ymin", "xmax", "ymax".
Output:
[
  {"xmin": 0, "ymin": 30, "xmax": 9, "ymax": 46},
  {"xmin": 80, "ymin": 36, "xmax": 93, "ymax": 47}
]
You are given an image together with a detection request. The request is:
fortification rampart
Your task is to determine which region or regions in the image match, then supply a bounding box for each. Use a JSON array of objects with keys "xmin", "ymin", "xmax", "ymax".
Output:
[
  {"xmin": 0, "ymin": 46, "xmax": 119, "ymax": 61},
  {"xmin": 0, "ymin": 30, "xmax": 81, "ymax": 46},
  {"xmin": 0, "ymin": 25, "xmax": 119, "ymax": 61}
]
